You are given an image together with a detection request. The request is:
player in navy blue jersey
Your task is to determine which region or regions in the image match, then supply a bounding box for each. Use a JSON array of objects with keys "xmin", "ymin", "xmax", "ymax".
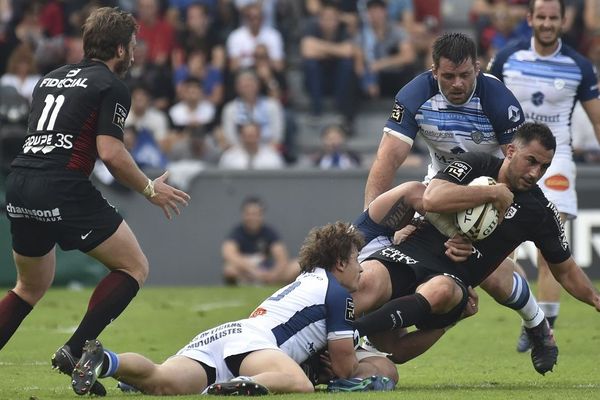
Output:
[
  {"xmin": 488, "ymin": 0, "xmax": 600, "ymax": 351},
  {"xmin": 352, "ymin": 122, "xmax": 600, "ymax": 375},
  {"xmin": 0, "ymin": 7, "xmax": 190, "ymax": 394},
  {"xmin": 361, "ymin": 32, "xmax": 555, "ymax": 373}
]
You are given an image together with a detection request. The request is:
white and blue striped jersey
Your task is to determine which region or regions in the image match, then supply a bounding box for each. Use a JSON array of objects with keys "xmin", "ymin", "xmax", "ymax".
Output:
[
  {"xmin": 385, "ymin": 70, "xmax": 524, "ymax": 179},
  {"xmin": 243, "ymin": 267, "xmax": 355, "ymax": 364},
  {"xmin": 488, "ymin": 38, "xmax": 600, "ymax": 157}
]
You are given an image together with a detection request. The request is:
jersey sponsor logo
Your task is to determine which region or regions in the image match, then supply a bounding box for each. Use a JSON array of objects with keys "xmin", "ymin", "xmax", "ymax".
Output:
[
  {"xmin": 525, "ymin": 111, "xmax": 560, "ymax": 123},
  {"xmin": 390, "ymin": 101, "xmax": 404, "ymax": 123},
  {"xmin": 507, "ymin": 105, "xmax": 521, "ymax": 122},
  {"xmin": 443, "ymin": 160, "xmax": 472, "ymax": 182},
  {"xmin": 504, "ymin": 204, "xmax": 519, "ymax": 219},
  {"xmin": 112, "ymin": 103, "xmax": 128, "ymax": 131},
  {"xmin": 66, "ymin": 68, "xmax": 81, "ymax": 77},
  {"xmin": 544, "ymin": 174, "xmax": 569, "ymax": 191},
  {"xmin": 345, "ymin": 298, "xmax": 355, "ymax": 321},
  {"xmin": 547, "ymin": 201, "xmax": 569, "ymax": 251},
  {"xmin": 186, "ymin": 322, "xmax": 243, "ymax": 348},
  {"xmin": 553, "ymin": 79, "xmax": 565, "ymax": 90},
  {"xmin": 380, "ymin": 247, "xmax": 418, "ymax": 264},
  {"xmin": 39, "ymin": 77, "xmax": 88, "ymax": 88},
  {"xmin": 249, "ymin": 307, "xmax": 267, "ymax": 318},
  {"xmin": 81, "ymin": 230, "xmax": 93, "ymax": 240},
  {"xmin": 23, "ymin": 133, "xmax": 73, "ymax": 154},
  {"xmin": 471, "ymin": 131, "xmax": 484, "ymax": 144},
  {"xmin": 6, "ymin": 203, "xmax": 62, "ymax": 222},
  {"xmin": 531, "ymin": 91, "xmax": 544, "ymax": 106}
]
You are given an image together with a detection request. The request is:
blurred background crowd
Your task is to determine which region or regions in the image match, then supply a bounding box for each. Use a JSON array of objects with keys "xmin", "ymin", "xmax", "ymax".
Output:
[{"xmin": 0, "ymin": 0, "xmax": 600, "ymax": 187}]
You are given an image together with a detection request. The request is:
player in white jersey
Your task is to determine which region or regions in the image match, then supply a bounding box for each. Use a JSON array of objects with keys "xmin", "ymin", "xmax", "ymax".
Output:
[
  {"xmin": 488, "ymin": 0, "xmax": 600, "ymax": 350},
  {"xmin": 362, "ymin": 32, "xmax": 557, "ymax": 372},
  {"xmin": 68, "ymin": 222, "xmax": 397, "ymax": 396}
]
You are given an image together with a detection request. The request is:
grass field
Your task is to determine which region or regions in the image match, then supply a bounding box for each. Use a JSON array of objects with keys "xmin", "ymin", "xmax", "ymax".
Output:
[{"xmin": 1, "ymin": 285, "xmax": 600, "ymax": 400}]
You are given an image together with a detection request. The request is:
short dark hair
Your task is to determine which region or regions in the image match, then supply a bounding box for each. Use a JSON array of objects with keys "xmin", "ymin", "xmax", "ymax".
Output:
[
  {"xmin": 432, "ymin": 32, "xmax": 477, "ymax": 67},
  {"xmin": 513, "ymin": 122, "xmax": 556, "ymax": 152},
  {"xmin": 528, "ymin": 0, "xmax": 565, "ymax": 18},
  {"xmin": 241, "ymin": 196, "xmax": 264, "ymax": 211},
  {"xmin": 82, "ymin": 7, "xmax": 137, "ymax": 61},
  {"xmin": 298, "ymin": 222, "xmax": 364, "ymax": 274},
  {"xmin": 366, "ymin": 0, "xmax": 386, "ymax": 9}
]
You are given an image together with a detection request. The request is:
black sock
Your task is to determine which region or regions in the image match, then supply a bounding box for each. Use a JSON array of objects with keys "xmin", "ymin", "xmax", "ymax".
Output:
[
  {"xmin": 66, "ymin": 271, "xmax": 139, "ymax": 358},
  {"xmin": 547, "ymin": 316, "xmax": 557, "ymax": 329},
  {"xmin": 353, "ymin": 293, "xmax": 431, "ymax": 336},
  {"xmin": 0, "ymin": 290, "xmax": 33, "ymax": 350}
]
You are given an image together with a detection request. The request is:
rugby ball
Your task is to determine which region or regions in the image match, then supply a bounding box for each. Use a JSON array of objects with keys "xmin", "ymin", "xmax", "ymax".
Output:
[{"xmin": 455, "ymin": 176, "xmax": 499, "ymax": 242}]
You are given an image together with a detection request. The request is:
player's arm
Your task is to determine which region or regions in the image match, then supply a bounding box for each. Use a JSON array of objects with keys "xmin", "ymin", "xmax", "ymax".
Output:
[
  {"xmin": 547, "ymin": 257, "xmax": 600, "ymax": 311},
  {"xmin": 221, "ymin": 239, "xmax": 256, "ymax": 271},
  {"xmin": 327, "ymin": 337, "xmax": 361, "ymax": 379},
  {"xmin": 423, "ymin": 178, "xmax": 512, "ymax": 215},
  {"xmin": 580, "ymin": 98, "xmax": 600, "ymax": 144},
  {"xmin": 97, "ymin": 136, "xmax": 190, "ymax": 219},
  {"xmin": 364, "ymin": 134, "xmax": 412, "ymax": 208}
]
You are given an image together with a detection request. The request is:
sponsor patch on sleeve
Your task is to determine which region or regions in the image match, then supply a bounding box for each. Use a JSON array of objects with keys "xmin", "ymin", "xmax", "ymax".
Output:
[
  {"xmin": 112, "ymin": 103, "xmax": 128, "ymax": 131},
  {"xmin": 390, "ymin": 101, "xmax": 405, "ymax": 123},
  {"xmin": 443, "ymin": 160, "xmax": 473, "ymax": 182},
  {"xmin": 345, "ymin": 297, "xmax": 355, "ymax": 321}
]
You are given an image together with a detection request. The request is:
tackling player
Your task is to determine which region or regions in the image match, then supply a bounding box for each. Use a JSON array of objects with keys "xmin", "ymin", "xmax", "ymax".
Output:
[{"xmin": 68, "ymin": 222, "xmax": 397, "ymax": 396}]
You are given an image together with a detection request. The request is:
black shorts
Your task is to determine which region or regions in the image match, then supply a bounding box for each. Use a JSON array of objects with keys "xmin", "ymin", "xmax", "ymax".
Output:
[
  {"xmin": 367, "ymin": 248, "xmax": 469, "ymax": 329},
  {"xmin": 5, "ymin": 168, "xmax": 123, "ymax": 256}
]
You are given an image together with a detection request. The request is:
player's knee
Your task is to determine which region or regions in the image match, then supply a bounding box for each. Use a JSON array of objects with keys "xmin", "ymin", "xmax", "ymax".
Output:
[
  {"xmin": 290, "ymin": 375, "xmax": 314, "ymax": 393},
  {"xmin": 420, "ymin": 276, "xmax": 460, "ymax": 313},
  {"xmin": 13, "ymin": 281, "xmax": 48, "ymax": 305}
]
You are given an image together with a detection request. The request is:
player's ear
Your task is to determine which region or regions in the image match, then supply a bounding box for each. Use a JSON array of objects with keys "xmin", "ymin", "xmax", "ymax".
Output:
[
  {"xmin": 506, "ymin": 143, "xmax": 516, "ymax": 159},
  {"xmin": 117, "ymin": 45, "xmax": 125, "ymax": 57}
]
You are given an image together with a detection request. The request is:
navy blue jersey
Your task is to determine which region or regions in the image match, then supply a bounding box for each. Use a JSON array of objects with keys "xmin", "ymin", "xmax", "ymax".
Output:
[
  {"xmin": 384, "ymin": 71, "xmax": 524, "ymax": 179},
  {"xmin": 12, "ymin": 59, "xmax": 130, "ymax": 176},
  {"xmin": 228, "ymin": 224, "xmax": 281, "ymax": 257}
]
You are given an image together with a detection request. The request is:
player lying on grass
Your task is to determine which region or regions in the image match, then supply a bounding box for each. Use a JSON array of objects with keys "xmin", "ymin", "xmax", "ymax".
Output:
[
  {"xmin": 351, "ymin": 122, "xmax": 600, "ymax": 374},
  {"xmin": 68, "ymin": 222, "xmax": 397, "ymax": 396}
]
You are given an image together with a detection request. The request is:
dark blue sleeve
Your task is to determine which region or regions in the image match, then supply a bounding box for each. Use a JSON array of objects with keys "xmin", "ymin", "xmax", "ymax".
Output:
[
  {"xmin": 478, "ymin": 74, "xmax": 524, "ymax": 145},
  {"xmin": 262, "ymin": 225, "xmax": 281, "ymax": 244},
  {"xmin": 324, "ymin": 274, "xmax": 355, "ymax": 334},
  {"xmin": 383, "ymin": 72, "xmax": 436, "ymax": 142},
  {"xmin": 571, "ymin": 52, "xmax": 600, "ymax": 102}
]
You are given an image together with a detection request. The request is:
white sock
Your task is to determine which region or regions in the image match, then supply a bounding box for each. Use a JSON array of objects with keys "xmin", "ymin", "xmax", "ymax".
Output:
[
  {"xmin": 539, "ymin": 302, "xmax": 560, "ymax": 318},
  {"xmin": 503, "ymin": 272, "xmax": 545, "ymax": 328}
]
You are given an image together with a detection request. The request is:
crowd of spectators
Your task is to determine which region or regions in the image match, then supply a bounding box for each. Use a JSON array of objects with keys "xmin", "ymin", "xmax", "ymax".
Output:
[{"xmin": 1, "ymin": 0, "xmax": 599, "ymax": 180}]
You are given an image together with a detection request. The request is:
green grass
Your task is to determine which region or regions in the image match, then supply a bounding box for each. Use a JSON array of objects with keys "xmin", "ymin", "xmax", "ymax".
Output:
[{"xmin": 1, "ymin": 285, "xmax": 600, "ymax": 400}]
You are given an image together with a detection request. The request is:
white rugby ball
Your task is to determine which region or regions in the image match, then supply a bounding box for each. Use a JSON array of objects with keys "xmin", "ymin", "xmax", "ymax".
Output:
[{"xmin": 455, "ymin": 176, "xmax": 499, "ymax": 242}]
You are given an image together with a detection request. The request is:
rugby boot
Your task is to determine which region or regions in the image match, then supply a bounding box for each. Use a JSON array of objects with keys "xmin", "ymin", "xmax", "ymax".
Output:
[
  {"xmin": 516, "ymin": 326, "xmax": 532, "ymax": 352},
  {"xmin": 525, "ymin": 319, "xmax": 558, "ymax": 375},
  {"xmin": 71, "ymin": 340, "xmax": 105, "ymax": 396},
  {"xmin": 206, "ymin": 377, "xmax": 269, "ymax": 396},
  {"xmin": 52, "ymin": 344, "xmax": 107, "ymax": 396},
  {"xmin": 328, "ymin": 375, "xmax": 395, "ymax": 392}
]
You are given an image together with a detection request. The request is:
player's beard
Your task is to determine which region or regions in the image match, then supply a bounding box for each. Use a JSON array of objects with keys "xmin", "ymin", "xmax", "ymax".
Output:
[{"xmin": 114, "ymin": 48, "xmax": 132, "ymax": 78}]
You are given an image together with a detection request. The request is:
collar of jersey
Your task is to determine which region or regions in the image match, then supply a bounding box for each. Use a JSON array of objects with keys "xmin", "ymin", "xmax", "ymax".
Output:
[
  {"xmin": 436, "ymin": 73, "xmax": 477, "ymax": 107},
  {"xmin": 530, "ymin": 37, "xmax": 562, "ymax": 59}
]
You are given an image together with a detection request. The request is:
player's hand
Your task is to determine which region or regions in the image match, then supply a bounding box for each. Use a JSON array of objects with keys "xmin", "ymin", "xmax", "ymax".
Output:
[
  {"xmin": 444, "ymin": 234, "xmax": 473, "ymax": 262},
  {"xmin": 492, "ymin": 183, "xmax": 513, "ymax": 223},
  {"xmin": 461, "ymin": 286, "xmax": 479, "ymax": 319},
  {"xmin": 148, "ymin": 171, "xmax": 191, "ymax": 219},
  {"xmin": 318, "ymin": 351, "xmax": 334, "ymax": 384},
  {"xmin": 393, "ymin": 224, "xmax": 417, "ymax": 244}
]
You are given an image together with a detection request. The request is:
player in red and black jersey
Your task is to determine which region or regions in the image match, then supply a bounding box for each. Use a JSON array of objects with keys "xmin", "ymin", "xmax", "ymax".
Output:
[
  {"xmin": 0, "ymin": 7, "xmax": 190, "ymax": 394},
  {"xmin": 351, "ymin": 122, "xmax": 600, "ymax": 374}
]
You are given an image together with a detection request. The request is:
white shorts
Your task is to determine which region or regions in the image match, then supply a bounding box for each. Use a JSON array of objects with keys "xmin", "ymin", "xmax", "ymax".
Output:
[
  {"xmin": 537, "ymin": 153, "xmax": 577, "ymax": 219},
  {"xmin": 358, "ymin": 235, "xmax": 393, "ymax": 263},
  {"xmin": 175, "ymin": 321, "xmax": 280, "ymax": 384},
  {"xmin": 356, "ymin": 336, "xmax": 390, "ymax": 361}
]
